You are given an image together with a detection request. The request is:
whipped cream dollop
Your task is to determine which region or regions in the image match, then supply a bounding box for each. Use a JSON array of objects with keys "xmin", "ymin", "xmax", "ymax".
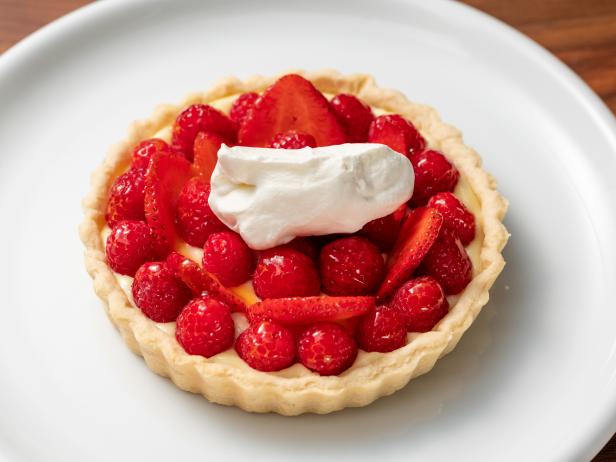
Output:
[{"xmin": 208, "ymin": 143, "xmax": 414, "ymax": 250}]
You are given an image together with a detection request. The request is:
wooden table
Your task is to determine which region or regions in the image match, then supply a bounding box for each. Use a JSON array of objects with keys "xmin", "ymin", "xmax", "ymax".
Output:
[{"xmin": 1, "ymin": 0, "xmax": 615, "ymax": 460}]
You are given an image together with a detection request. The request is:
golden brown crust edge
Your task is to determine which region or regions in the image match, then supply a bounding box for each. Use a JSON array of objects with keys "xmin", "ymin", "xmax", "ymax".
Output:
[{"xmin": 79, "ymin": 69, "xmax": 509, "ymax": 415}]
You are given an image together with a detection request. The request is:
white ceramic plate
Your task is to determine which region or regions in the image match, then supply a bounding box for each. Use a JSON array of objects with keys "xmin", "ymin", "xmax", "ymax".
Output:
[{"xmin": 1, "ymin": 0, "xmax": 616, "ymax": 460}]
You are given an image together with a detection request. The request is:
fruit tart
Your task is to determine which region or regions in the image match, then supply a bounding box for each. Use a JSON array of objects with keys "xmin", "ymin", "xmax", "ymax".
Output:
[{"xmin": 80, "ymin": 70, "xmax": 508, "ymax": 415}]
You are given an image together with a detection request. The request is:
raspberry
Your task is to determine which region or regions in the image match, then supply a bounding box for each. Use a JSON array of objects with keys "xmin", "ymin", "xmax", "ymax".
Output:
[
  {"xmin": 357, "ymin": 305, "xmax": 407, "ymax": 352},
  {"xmin": 359, "ymin": 204, "xmax": 407, "ymax": 251},
  {"xmin": 427, "ymin": 192, "xmax": 476, "ymax": 245},
  {"xmin": 105, "ymin": 168, "xmax": 146, "ymax": 227},
  {"xmin": 230, "ymin": 92, "xmax": 259, "ymax": 127},
  {"xmin": 420, "ymin": 228, "xmax": 472, "ymax": 295},
  {"xmin": 390, "ymin": 276, "xmax": 449, "ymax": 332},
  {"xmin": 132, "ymin": 138, "xmax": 170, "ymax": 170},
  {"xmin": 286, "ymin": 237, "xmax": 319, "ymax": 260},
  {"xmin": 176, "ymin": 177, "xmax": 227, "ymax": 247},
  {"xmin": 330, "ymin": 94, "xmax": 374, "ymax": 142},
  {"xmin": 202, "ymin": 231, "xmax": 255, "ymax": 287},
  {"xmin": 268, "ymin": 130, "xmax": 317, "ymax": 149},
  {"xmin": 235, "ymin": 320, "xmax": 296, "ymax": 371},
  {"xmin": 368, "ymin": 114, "xmax": 426, "ymax": 157},
  {"xmin": 132, "ymin": 261, "xmax": 191, "ymax": 322},
  {"xmin": 297, "ymin": 322, "xmax": 357, "ymax": 376},
  {"xmin": 409, "ymin": 150, "xmax": 459, "ymax": 207},
  {"xmin": 175, "ymin": 297, "xmax": 235, "ymax": 357},
  {"xmin": 320, "ymin": 236, "xmax": 385, "ymax": 296},
  {"xmin": 253, "ymin": 247, "xmax": 320, "ymax": 299},
  {"xmin": 105, "ymin": 220, "xmax": 152, "ymax": 276}
]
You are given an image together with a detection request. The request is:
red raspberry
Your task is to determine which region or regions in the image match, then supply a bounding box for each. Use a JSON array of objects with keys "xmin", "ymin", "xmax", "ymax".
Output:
[
  {"xmin": 176, "ymin": 177, "xmax": 227, "ymax": 247},
  {"xmin": 286, "ymin": 237, "xmax": 319, "ymax": 260},
  {"xmin": 320, "ymin": 236, "xmax": 385, "ymax": 296},
  {"xmin": 175, "ymin": 297, "xmax": 235, "ymax": 357},
  {"xmin": 105, "ymin": 220, "xmax": 152, "ymax": 276},
  {"xmin": 297, "ymin": 322, "xmax": 357, "ymax": 376},
  {"xmin": 409, "ymin": 150, "xmax": 459, "ymax": 207},
  {"xmin": 235, "ymin": 320, "xmax": 296, "ymax": 371},
  {"xmin": 105, "ymin": 168, "xmax": 146, "ymax": 227},
  {"xmin": 202, "ymin": 231, "xmax": 255, "ymax": 287},
  {"xmin": 357, "ymin": 305, "xmax": 407, "ymax": 352},
  {"xmin": 253, "ymin": 247, "xmax": 320, "ymax": 299},
  {"xmin": 330, "ymin": 94, "xmax": 374, "ymax": 142},
  {"xmin": 427, "ymin": 192, "xmax": 476, "ymax": 245},
  {"xmin": 171, "ymin": 104, "xmax": 236, "ymax": 159},
  {"xmin": 420, "ymin": 228, "xmax": 472, "ymax": 295},
  {"xmin": 368, "ymin": 114, "xmax": 426, "ymax": 157},
  {"xmin": 132, "ymin": 138, "xmax": 170, "ymax": 170},
  {"xmin": 390, "ymin": 276, "xmax": 449, "ymax": 332},
  {"xmin": 268, "ymin": 130, "xmax": 317, "ymax": 149},
  {"xmin": 132, "ymin": 261, "xmax": 191, "ymax": 322},
  {"xmin": 359, "ymin": 204, "xmax": 407, "ymax": 251},
  {"xmin": 230, "ymin": 92, "xmax": 259, "ymax": 128}
]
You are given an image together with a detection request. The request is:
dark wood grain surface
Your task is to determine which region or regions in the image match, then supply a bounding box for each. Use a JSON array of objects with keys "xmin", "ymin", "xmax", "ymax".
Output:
[{"xmin": 1, "ymin": 0, "xmax": 615, "ymax": 460}]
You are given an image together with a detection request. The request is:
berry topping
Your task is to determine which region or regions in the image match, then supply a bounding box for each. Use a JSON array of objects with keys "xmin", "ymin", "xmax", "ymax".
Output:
[
  {"xmin": 175, "ymin": 297, "xmax": 235, "ymax": 357},
  {"xmin": 229, "ymin": 92, "xmax": 259, "ymax": 127},
  {"xmin": 409, "ymin": 149, "xmax": 460, "ymax": 207},
  {"xmin": 132, "ymin": 138, "xmax": 170, "ymax": 170},
  {"xmin": 192, "ymin": 131, "xmax": 225, "ymax": 181},
  {"xmin": 357, "ymin": 305, "xmax": 407, "ymax": 353},
  {"xmin": 420, "ymin": 227, "xmax": 472, "ymax": 295},
  {"xmin": 144, "ymin": 152, "xmax": 193, "ymax": 258},
  {"xmin": 235, "ymin": 320, "xmax": 296, "ymax": 372},
  {"xmin": 105, "ymin": 220, "xmax": 152, "ymax": 276},
  {"xmin": 368, "ymin": 114, "xmax": 426, "ymax": 157},
  {"xmin": 253, "ymin": 247, "xmax": 320, "ymax": 299},
  {"xmin": 105, "ymin": 168, "xmax": 146, "ymax": 227},
  {"xmin": 238, "ymin": 74, "xmax": 346, "ymax": 147},
  {"xmin": 247, "ymin": 296, "xmax": 374, "ymax": 326},
  {"xmin": 286, "ymin": 237, "xmax": 319, "ymax": 261},
  {"xmin": 268, "ymin": 130, "xmax": 317, "ymax": 149},
  {"xmin": 202, "ymin": 231, "xmax": 255, "ymax": 287},
  {"xmin": 330, "ymin": 94, "xmax": 374, "ymax": 142},
  {"xmin": 427, "ymin": 192, "xmax": 476, "ymax": 245},
  {"xmin": 359, "ymin": 204, "xmax": 407, "ymax": 251},
  {"xmin": 390, "ymin": 276, "xmax": 449, "ymax": 332},
  {"xmin": 176, "ymin": 177, "xmax": 227, "ymax": 247},
  {"xmin": 297, "ymin": 322, "xmax": 358, "ymax": 376},
  {"xmin": 171, "ymin": 104, "xmax": 236, "ymax": 159},
  {"xmin": 376, "ymin": 207, "xmax": 443, "ymax": 299},
  {"xmin": 320, "ymin": 236, "xmax": 385, "ymax": 296},
  {"xmin": 132, "ymin": 261, "xmax": 191, "ymax": 322}
]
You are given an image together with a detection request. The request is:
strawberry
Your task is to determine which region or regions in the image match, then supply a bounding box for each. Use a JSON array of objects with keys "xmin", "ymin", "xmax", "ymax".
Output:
[
  {"xmin": 132, "ymin": 138, "xmax": 170, "ymax": 170},
  {"xmin": 427, "ymin": 192, "xmax": 476, "ymax": 245},
  {"xmin": 390, "ymin": 276, "xmax": 449, "ymax": 332},
  {"xmin": 105, "ymin": 168, "xmax": 146, "ymax": 227},
  {"xmin": 368, "ymin": 114, "xmax": 426, "ymax": 157},
  {"xmin": 175, "ymin": 297, "xmax": 235, "ymax": 357},
  {"xmin": 192, "ymin": 131, "xmax": 225, "ymax": 181},
  {"xmin": 253, "ymin": 247, "xmax": 320, "ymax": 299},
  {"xmin": 286, "ymin": 237, "xmax": 319, "ymax": 261},
  {"xmin": 144, "ymin": 152, "xmax": 192, "ymax": 258},
  {"xmin": 409, "ymin": 149, "xmax": 459, "ymax": 207},
  {"xmin": 238, "ymin": 74, "xmax": 346, "ymax": 147},
  {"xmin": 171, "ymin": 104, "xmax": 236, "ymax": 159},
  {"xmin": 202, "ymin": 231, "xmax": 255, "ymax": 287},
  {"xmin": 132, "ymin": 261, "xmax": 192, "ymax": 322},
  {"xmin": 165, "ymin": 252, "xmax": 247, "ymax": 313},
  {"xmin": 105, "ymin": 220, "xmax": 152, "ymax": 276},
  {"xmin": 235, "ymin": 320, "xmax": 296, "ymax": 372},
  {"xmin": 320, "ymin": 236, "xmax": 385, "ymax": 296},
  {"xmin": 330, "ymin": 94, "xmax": 374, "ymax": 142},
  {"xmin": 376, "ymin": 207, "xmax": 443, "ymax": 299},
  {"xmin": 229, "ymin": 92, "xmax": 259, "ymax": 127},
  {"xmin": 247, "ymin": 296, "xmax": 375, "ymax": 326},
  {"xmin": 176, "ymin": 177, "xmax": 227, "ymax": 247},
  {"xmin": 297, "ymin": 322, "xmax": 357, "ymax": 376},
  {"xmin": 357, "ymin": 305, "xmax": 407, "ymax": 353},
  {"xmin": 268, "ymin": 130, "xmax": 317, "ymax": 149},
  {"xmin": 359, "ymin": 204, "xmax": 407, "ymax": 251},
  {"xmin": 420, "ymin": 227, "xmax": 472, "ymax": 295}
]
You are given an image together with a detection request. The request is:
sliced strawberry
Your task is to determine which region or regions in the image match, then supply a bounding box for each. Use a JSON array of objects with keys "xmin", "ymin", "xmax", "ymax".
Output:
[
  {"xmin": 192, "ymin": 131, "xmax": 225, "ymax": 181},
  {"xmin": 247, "ymin": 296, "xmax": 374, "ymax": 326},
  {"xmin": 165, "ymin": 252, "xmax": 246, "ymax": 313},
  {"xmin": 376, "ymin": 207, "xmax": 443, "ymax": 299},
  {"xmin": 238, "ymin": 74, "xmax": 346, "ymax": 147},
  {"xmin": 144, "ymin": 153, "xmax": 193, "ymax": 258}
]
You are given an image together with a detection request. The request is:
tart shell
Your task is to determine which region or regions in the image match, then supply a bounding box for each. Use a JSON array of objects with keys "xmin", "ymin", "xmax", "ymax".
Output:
[{"xmin": 79, "ymin": 69, "xmax": 509, "ymax": 415}]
